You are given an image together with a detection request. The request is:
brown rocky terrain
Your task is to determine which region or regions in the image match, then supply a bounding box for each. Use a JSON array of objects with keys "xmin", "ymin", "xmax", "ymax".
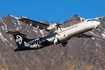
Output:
[{"xmin": 0, "ymin": 14, "xmax": 105, "ymax": 70}]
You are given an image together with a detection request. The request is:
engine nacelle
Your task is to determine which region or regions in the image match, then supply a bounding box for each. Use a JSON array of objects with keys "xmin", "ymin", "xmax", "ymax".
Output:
[{"xmin": 47, "ymin": 24, "xmax": 57, "ymax": 31}]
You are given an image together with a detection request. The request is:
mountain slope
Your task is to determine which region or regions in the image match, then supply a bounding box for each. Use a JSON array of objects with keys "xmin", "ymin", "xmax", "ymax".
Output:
[{"xmin": 0, "ymin": 14, "xmax": 105, "ymax": 70}]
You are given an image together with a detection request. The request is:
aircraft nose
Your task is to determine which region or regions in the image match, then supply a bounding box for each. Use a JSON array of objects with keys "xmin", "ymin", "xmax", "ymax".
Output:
[
  {"xmin": 96, "ymin": 21, "xmax": 100, "ymax": 25},
  {"xmin": 95, "ymin": 21, "xmax": 100, "ymax": 28},
  {"xmin": 93, "ymin": 21, "xmax": 100, "ymax": 25}
]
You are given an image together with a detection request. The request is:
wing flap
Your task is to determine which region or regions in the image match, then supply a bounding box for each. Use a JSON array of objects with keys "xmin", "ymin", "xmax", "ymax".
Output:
[{"xmin": 76, "ymin": 34, "xmax": 93, "ymax": 38}]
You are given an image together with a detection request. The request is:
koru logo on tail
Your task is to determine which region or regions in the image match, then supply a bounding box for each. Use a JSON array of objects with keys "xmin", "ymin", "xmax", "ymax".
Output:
[{"xmin": 16, "ymin": 35, "xmax": 23, "ymax": 44}]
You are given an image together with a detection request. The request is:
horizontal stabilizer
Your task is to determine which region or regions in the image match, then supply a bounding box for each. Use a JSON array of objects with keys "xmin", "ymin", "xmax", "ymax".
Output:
[
  {"xmin": 14, "ymin": 47, "xmax": 32, "ymax": 51},
  {"xmin": 14, "ymin": 47, "xmax": 41, "ymax": 51}
]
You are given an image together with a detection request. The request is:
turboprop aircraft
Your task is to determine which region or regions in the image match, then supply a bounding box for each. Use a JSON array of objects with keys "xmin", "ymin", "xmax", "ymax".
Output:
[{"xmin": 7, "ymin": 17, "xmax": 100, "ymax": 51}]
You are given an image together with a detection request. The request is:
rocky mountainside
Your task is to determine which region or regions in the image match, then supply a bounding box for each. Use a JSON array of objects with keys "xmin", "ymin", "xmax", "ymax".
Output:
[{"xmin": 0, "ymin": 14, "xmax": 105, "ymax": 70}]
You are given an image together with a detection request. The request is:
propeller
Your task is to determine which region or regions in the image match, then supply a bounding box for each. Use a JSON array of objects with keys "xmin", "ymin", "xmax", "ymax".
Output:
[
  {"xmin": 53, "ymin": 18, "xmax": 63, "ymax": 45},
  {"xmin": 54, "ymin": 18, "xmax": 63, "ymax": 32}
]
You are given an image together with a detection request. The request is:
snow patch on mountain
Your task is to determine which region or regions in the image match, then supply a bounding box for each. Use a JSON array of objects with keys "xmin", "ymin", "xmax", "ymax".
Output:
[
  {"xmin": 1, "ymin": 26, "xmax": 5, "ymax": 30},
  {"xmin": 12, "ymin": 20, "xmax": 17, "ymax": 26},
  {"xmin": 89, "ymin": 31, "xmax": 97, "ymax": 37},
  {"xmin": 10, "ymin": 15, "xmax": 21, "ymax": 26},
  {"xmin": 93, "ymin": 17, "xmax": 101, "ymax": 20},
  {"xmin": 0, "ymin": 32, "xmax": 7, "ymax": 42},
  {"xmin": 0, "ymin": 32, "xmax": 13, "ymax": 47},
  {"xmin": 92, "ymin": 37, "xmax": 95, "ymax": 40},
  {"xmin": 8, "ymin": 35, "xmax": 13, "ymax": 40},
  {"xmin": 94, "ymin": 17, "xmax": 99, "ymax": 20},
  {"xmin": 101, "ymin": 33, "xmax": 105, "ymax": 39},
  {"xmin": 97, "ymin": 28, "xmax": 101, "ymax": 32},
  {"xmin": 40, "ymin": 30, "xmax": 44, "ymax": 36},
  {"xmin": 17, "ymin": 19, "xmax": 21, "ymax": 25},
  {"xmin": 95, "ymin": 42, "xmax": 101, "ymax": 48},
  {"xmin": 10, "ymin": 14, "xmax": 18, "ymax": 19},
  {"xmin": 10, "ymin": 15, "xmax": 22, "ymax": 31},
  {"xmin": 17, "ymin": 27, "xmax": 19, "ymax": 31},
  {"xmin": 0, "ymin": 18, "xmax": 7, "ymax": 31}
]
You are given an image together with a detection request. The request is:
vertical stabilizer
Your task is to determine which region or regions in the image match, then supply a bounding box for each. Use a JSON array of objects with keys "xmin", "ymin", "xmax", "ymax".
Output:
[{"xmin": 7, "ymin": 31, "xmax": 33, "ymax": 51}]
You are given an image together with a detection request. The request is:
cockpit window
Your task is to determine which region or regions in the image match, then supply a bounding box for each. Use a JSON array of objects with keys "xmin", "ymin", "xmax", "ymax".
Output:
[
  {"xmin": 87, "ymin": 20, "xmax": 92, "ymax": 22},
  {"xmin": 87, "ymin": 19, "xmax": 96, "ymax": 22}
]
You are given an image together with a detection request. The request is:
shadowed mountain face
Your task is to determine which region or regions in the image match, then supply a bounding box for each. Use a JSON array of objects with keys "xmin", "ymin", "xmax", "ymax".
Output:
[{"xmin": 0, "ymin": 14, "xmax": 105, "ymax": 70}]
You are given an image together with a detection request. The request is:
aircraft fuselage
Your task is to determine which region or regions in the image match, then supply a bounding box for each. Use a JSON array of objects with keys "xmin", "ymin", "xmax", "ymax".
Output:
[{"xmin": 26, "ymin": 20, "xmax": 100, "ymax": 49}]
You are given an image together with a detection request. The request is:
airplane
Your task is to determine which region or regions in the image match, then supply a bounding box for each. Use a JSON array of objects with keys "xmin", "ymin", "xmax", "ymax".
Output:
[{"xmin": 7, "ymin": 17, "xmax": 100, "ymax": 51}]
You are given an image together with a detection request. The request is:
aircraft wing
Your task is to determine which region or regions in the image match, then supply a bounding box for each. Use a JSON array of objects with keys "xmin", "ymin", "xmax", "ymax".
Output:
[
  {"xmin": 75, "ymin": 34, "xmax": 93, "ymax": 38},
  {"xmin": 18, "ymin": 18, "xmax": 49, "ymax": 31}
]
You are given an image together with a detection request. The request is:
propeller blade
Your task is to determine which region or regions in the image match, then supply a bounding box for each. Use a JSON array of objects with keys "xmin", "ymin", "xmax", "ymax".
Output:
[{"xmin": 56, "ymin": 23, "xmax": 63, "ymax": 32}]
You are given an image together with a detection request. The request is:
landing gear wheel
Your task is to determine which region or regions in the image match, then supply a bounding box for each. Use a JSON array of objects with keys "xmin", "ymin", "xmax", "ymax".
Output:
[
  {"xmin": 54, "ymin": 42, "xmax": 58, "ymax": 45},
  {"xmin": 62, "ymin": 44, "xmax": 66, "ymax": 47},
  {"xmin": 62, "ymin": 41, "xmax": 67, "ymax": 47}
]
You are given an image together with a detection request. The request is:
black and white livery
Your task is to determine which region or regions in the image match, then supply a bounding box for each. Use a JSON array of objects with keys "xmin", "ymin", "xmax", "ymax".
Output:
[{"xmin": 7, "ymin": 17, "xmax": 100, "ymax": 51}]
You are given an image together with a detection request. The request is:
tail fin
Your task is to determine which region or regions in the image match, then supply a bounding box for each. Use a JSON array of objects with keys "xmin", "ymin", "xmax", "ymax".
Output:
[{"xmin": 7, "ymin": 31, "xmax": 33, "ymax": 51}]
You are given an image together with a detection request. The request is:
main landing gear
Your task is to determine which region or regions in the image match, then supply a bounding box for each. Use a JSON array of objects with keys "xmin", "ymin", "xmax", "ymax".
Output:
[{"xmin": 62, "ymin": 41, "xmax": 67, "ymax": 47}]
